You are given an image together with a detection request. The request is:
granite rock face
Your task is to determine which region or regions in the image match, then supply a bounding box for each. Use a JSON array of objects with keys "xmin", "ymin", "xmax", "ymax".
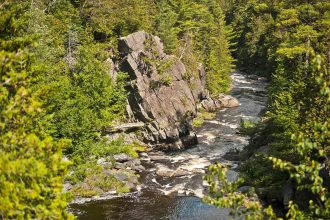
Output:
[
  {"xmin": 199, "ymin": 94, "xmax": 240, "ymax": 112},
  {"xmin": 118, "ymin": 31, "xmax": 202, "ymax": 150},
  {"xmin": 113, "ymin": 31, "xmax": 239, "ymax": 150}
]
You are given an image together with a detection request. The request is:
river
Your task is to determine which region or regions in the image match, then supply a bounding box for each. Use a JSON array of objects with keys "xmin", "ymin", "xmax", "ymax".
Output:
[{"xmin": 70, "ymin": 72, "xmax": 268, "ymax": 220}]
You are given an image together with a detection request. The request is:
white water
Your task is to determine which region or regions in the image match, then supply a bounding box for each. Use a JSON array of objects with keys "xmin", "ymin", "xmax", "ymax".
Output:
[{"xmin": 71, "ymin": 72, "xmax": 268, "ymax": 220}]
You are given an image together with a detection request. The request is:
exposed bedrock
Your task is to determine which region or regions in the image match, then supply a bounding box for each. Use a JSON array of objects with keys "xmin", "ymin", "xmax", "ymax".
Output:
[{"xmin": 109, "ymin": 31, "xmax": 239, "ymax": 150}]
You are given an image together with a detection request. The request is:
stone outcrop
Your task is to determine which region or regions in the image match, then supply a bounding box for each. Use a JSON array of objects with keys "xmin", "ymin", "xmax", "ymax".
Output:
[
  {"xmin": 117, "ymin": 31, "xmax": 201, "ymax": 150},
  {"xmin": 105, "ymin": 122, "xmax": 145, "ymax": 133},
  {"xmin": 199, "ymin": 94, "xmax": 240, "ymax": 112},
  {"xmin": 110, "ymin": 31, "xmax": 239, "ymax": 150}
]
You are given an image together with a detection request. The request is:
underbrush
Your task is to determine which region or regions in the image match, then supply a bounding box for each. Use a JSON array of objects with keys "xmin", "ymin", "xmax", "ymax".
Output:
[
  {"xmin": 239, "ymin": 119, "xmax": 260, "ymax": 135},
  {"xmin": 66, "ymin": 138, "xmax": 142, "ymax": 197},
  {"xmin": 238, "ymin": 118, "xmax": 294, "ymax": 202},
  {"xmin": 192, "ymin": 110, "xmax": 216, "ymax": 127}
]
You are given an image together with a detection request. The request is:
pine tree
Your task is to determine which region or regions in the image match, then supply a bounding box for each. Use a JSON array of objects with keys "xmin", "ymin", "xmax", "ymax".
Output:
[
  {"xmin": 0, "ymin": 1, "xmax": 72, "ymax": 218},
  {"xmin": 155, "ymin": 0, "xmax": 234, "ymax": 94}
]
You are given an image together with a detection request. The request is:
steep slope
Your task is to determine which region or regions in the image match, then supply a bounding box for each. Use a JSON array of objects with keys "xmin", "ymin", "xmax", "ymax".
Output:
[{"xmin": 108, "ymin": 31, "xmax": 239, "ymax": 150}]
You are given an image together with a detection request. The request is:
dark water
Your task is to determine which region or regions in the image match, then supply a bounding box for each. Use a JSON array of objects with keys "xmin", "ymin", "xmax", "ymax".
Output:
[
  {"xmin": 70, "ymin": 190, "xmax": 230, "ymax": 220},
  {"xmin": 70, "ymin": 72, "xmax": 267, "ymax": 220}
]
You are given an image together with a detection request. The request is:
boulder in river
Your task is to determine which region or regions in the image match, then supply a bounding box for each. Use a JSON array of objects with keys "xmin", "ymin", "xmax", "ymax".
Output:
[
  {"xmin": 114, "ymin": 153, "xmax": 131, "ymax": 163},
  {"xmin": 199, "ymin": 94, "xmax": 240, "ymax": 111},
  {"xmin": 156, "ymin": 164, "xmax": 191, "ymax": 177},
  {"xmin": 218, "ymin": 94, "xmax": 240, "ymax": 108}
]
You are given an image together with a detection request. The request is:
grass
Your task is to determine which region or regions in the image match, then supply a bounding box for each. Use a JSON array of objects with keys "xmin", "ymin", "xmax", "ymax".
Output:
[
  {"xmin": 117, "ymin": 185, "xmax": 130, "ymax": 194},
  {"xmin": 66, "ymin": 138, "xmax": 145, "ymax": 197},
  {"xmin": 192, "ymin": 111, "xmax": 216, "ymax": 127},
  {"xmin": 239, "ymin": 119, "xmax": 258, "ymax": 135},
  {"xmin": 69, "ymin": 165, "xmax": 137, "ymax": 197},
  {"xmin": 71, "ymin": 188, "xmax": 100, "ymax": 197}
]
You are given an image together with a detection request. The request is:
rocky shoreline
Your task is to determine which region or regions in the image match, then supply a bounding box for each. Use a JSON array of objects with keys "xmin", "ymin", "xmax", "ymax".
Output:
[
  {"xmin": 68, "ymin": 31, "xmax": 240, "ymax": 204},
  {"xmin": 107, "ymin": 31, "xmax": 240, "ymax": 151}
]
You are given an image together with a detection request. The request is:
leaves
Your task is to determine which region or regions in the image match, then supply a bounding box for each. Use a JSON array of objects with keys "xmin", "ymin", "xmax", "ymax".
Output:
[
  {"xmin": 204, "ymin": 163, "xmax": 278, "ymax": 220},
  {"xmin": 213, "ymin": 0, "xmax": 330, "ymax": 218},
  {"xmin": 0, "ymin": 2, "xmax": 72, "ymax": 218},
  {"xmin": 155, "ymin": 0, "xmax": 234, "ymax": 94}
]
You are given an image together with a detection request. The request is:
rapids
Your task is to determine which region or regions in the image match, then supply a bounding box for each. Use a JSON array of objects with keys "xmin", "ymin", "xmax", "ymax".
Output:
[{"xmin": 70, "ymin": 72, "xmax": 268, "ymax": 220}]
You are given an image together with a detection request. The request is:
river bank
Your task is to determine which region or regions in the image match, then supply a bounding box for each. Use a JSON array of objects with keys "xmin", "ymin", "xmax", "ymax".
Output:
[{"xmin": 70, "ymin": 72, "xmax": 268, "ymax": 219}]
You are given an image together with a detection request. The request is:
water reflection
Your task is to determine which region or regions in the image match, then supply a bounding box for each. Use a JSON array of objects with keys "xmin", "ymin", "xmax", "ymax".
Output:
[
  {"xmin": 70, "ymin": 72, "xmax": 267, "ymax": 220},
  {"xmin": 71, "ymin": 190, "xmax": 230, "ymax": 220}
]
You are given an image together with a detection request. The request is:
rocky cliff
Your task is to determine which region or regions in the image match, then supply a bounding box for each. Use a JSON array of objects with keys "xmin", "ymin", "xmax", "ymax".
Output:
[{"xmin": 108, "ymin": 31, "xmax": 239, "ymax": 151}]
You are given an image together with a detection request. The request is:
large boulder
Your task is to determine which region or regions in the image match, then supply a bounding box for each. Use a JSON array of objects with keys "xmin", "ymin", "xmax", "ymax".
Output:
[
  {"xmin": 113, "ymin": 31, "xmax": 239, "ymax": 150},
  {"xmin": 118, "ymin": 31, "xmax": 201, "ymax": 150},
  {"xmin": 217, "ymin": 94, "xmax": 240, "ymax": 108},
  {"xmin": 198, "ymin": 94, "xmax": 240, "ymax": 112}
]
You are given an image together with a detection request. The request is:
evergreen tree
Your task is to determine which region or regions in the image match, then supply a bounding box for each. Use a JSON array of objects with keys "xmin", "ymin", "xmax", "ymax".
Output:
[
  {"xmin": 0, "ymin": 1, "xmax": 72, "ymax": 218},
  {"xmin": 155, "ymin": 0, "xmax": 234, "ymax": 94},
  {"xmin": 207, "ymin": 0, "xmax": 330, "ymax": 217}
]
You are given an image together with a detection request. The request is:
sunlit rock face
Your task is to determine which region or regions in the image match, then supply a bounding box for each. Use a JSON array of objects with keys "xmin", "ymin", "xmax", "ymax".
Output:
[
  {"xmin": 115, "ymin": 31, "xmax": 238, "ymax": 150},
  {"xmin": 118, "ymin": 31, "xmax": 204, "ymax": 150}
]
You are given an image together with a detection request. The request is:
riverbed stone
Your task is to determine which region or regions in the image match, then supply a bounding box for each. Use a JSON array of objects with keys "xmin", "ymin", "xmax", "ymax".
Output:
[
  {"xmin": 199, "ymin": 94, "xmax": 240, "ymax": 111},
  {"xmin": 63, "ymin": 182, "xmax": 73, "ymax": 191},
  {"xmin": 114, "ymin": 162, "xmax": 126, "ymax": 169},
  {"xmin": 105, "ymin": 122, "xmax": 145, "ymax": 133},
  {"xmin": 113, "ymin": 172, "xmax": 128, "ymax": 182},
  {"xmin": 125, "ymin": 158, "xmax": 141, "ymax": 167},
  {"xmin": 226, "ymin": 170, "xmax": 239, "ymax": 183},
  {"xmin": 171, "ymin": 168, "xmax": 191, "ymax": 177},
  {"xmin": 149, "ymin": 152, "xmax": 169, "ymax": 162},
  {"xmin": 139, "ymin": 152, "xmax": 149, "ymax": 158},
  {"xmin": 218, "ymin": 94, "xmax": 240, "ymax": 108},
  {"xmin": 238, "ymin": 186, "xmax": 252, "ymax": 193},
  {"xmin": 97, "ymin": 158, "xmax": 107, "ymax": 165},
  {"xmin": 156, "ymin": 164, "xmax": 175, "ymax": 177},
  {"xmin": 114, "ymin": 153, "xmax": 131, "ymax": 162},
  {"xmin": 132, "ymin": 165, "xmax": 146, "ymax": 172}
]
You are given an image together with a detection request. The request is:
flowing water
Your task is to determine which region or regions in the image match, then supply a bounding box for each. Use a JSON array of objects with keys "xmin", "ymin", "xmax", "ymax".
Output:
[{"xmin": 70, "ymin": 72, "xmax": 268, "ymax": 220}]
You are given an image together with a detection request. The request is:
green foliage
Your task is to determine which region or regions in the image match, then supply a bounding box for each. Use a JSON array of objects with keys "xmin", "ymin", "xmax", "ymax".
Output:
[
  {"xmin": 79, "ymin": 0, "xmax": 156, "ymax": 40},
  {"xmin": 204, "ymin": 163, "xmax": 277, "ymax": 220},
  {"xmin": 49, "ymin": 42, "xmax": 127, "ymax": 154},
  {"xmin": 24, "ymin": 0, "xmax": 131, "ymax": 184},
  {"xmin": 155, "ymin": 0, "xmax": 180, "ymax": 54},
  {"xmin": 157, "ymin": 58, "xmax": 176, "ymax": 75},
  {"xmin": 227, "ymin": 0, "xmax": 277, "ymax": 76},
  {"xmin": 192, "ymin": 111, "xmax": 216, "ymax": 127},
  {"xmin": 155, "ymin": 0, "xmax": 234, "ymax": 94},
  {"xmin": 25, "ymin": 1, "xmax": 128, "ymax": 154},
  {"xmin": 150, "ymin": 76, "xmax": 173, "ymax": 89},
  {"xmin": 239, "ymin": 119, "xmax": 258, "ymax": 135},
  {"xmin": 0, "ymin": 2, "xmax": 72, "ymax": 218},
  {"xmin": 69, "ymin": 161, "xmax": 135, "ymax": 197},
  {"xmin": 65, "ymin": 137, "xmax": 141, "ymax": 198},
  {"xmin": 269, "ymin": 57, "xmax": 330, "ymax": 219},
  {"xmin": 159, "ymin": 75, "xmax": 173, "ymax": 86},
  {"xmin": 209, "ymin": 1, "xmax": 330, "ymax": 218}
]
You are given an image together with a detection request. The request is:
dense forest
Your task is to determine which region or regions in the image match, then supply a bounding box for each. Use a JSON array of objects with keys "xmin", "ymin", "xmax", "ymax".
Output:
[
  {"xmin": 0, "ymin": 0, "xmax": 329, "ymax": 219},
  {"xmin": 205, "ymin": 0, "xmax": 330, "ymax": 219}
]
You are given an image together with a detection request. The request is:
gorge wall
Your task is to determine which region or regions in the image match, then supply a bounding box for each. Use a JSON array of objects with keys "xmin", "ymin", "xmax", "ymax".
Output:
[{"xmin": 107, "ymin": 31, "xmax": 239, "ymax": 151}]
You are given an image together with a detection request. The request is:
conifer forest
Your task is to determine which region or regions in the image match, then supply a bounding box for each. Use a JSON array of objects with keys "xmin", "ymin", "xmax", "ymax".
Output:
[{"xmin": 0, "ymin": 0, "xmax": 329, "ymax": 219}]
